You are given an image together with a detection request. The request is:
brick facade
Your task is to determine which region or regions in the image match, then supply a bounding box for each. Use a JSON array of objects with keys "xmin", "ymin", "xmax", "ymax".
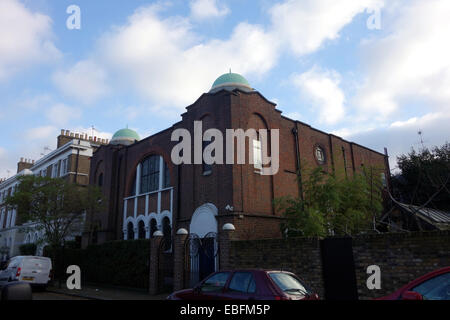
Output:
[{"xmin": 86, "ymin": 87, "xmax": 390, "ymax": 246}]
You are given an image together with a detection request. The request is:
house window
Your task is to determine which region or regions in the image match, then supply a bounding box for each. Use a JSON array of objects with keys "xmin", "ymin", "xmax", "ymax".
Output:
[
  {"xmin": 314, "ymin": 146, "xmax": 326, "ymax": 164},
  {"xmin": 140, "ymin": 156, "xmax": 160, "ymax": 193},
  {"xmin": 0, "ymin": 209, "xmax": 4, "ymax": 229},
  {"xmin": 253, "ymin": 139, "xmax": 262, "ymax": 172},
  {"xmin": 52, "ymin": 163, "xmax": 59, "ymax": 178}
]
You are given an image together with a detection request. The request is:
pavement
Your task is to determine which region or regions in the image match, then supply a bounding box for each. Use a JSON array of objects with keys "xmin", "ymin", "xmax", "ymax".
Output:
[{"xmin": 46, "ymin": 283, "xmax": 169, "ymax": 300}]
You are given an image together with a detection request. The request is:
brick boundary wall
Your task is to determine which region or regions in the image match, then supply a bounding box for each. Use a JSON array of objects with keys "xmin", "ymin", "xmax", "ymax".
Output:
[{"xmin": 228, "ymin": 231, "xmax": 450, "ymax": 300}]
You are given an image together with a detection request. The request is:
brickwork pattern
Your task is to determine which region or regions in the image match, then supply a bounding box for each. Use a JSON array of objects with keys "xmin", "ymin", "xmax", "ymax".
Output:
[{"xmin": 228, "ymin": 231, "xmax": 450, "ymax": 300}]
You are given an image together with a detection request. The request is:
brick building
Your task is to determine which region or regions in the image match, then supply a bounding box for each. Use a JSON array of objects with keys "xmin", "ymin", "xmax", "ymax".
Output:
[
  {"xmin": 0, "ymin": 130, "xmax": 108, "ymax": 260},
  {"xmin": 84, "ymin": 72, "xmax": 390, "ymax": 253}
]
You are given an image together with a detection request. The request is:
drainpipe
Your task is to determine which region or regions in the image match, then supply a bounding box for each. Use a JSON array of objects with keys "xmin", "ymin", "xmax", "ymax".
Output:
[
  {"xmin": 292, "ymin": 124, "xmax": 304, "ymax": 201},
  {"xmin": 328, "ymin": 135, "xmax": 335, "ymax": 175}
]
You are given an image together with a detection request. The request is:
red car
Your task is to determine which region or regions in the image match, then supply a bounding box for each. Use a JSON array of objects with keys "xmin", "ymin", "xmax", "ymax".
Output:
[
  {"xmin": 377, "ymin": 266, "xmax": 450, "ymax": 300},
  {"xmin": 167, "ymin": 269, "xmax": 319, "ymax": 300}
]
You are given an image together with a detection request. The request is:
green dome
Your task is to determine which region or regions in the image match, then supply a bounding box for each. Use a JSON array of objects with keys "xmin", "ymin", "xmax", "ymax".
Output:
[
  {"xmin": 110, "ymin": 128, "xmax": 140, "ymax": 145},
  {"xmin": 210, "ymin": 72, "xmax": 253, "ymax": 93}
]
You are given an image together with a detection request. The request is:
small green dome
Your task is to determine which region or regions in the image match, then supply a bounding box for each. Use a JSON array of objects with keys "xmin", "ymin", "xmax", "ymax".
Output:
[
  {"xmin": 110, "ymin": 128, "xmax": 140, "ymax": 146},
  {"xmin": 210, "ymin": 72, "xmax": 253, "ymax": 93}
]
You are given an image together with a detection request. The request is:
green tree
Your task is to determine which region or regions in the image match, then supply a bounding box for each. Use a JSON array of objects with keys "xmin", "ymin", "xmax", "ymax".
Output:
[
  {"xmin": 277, "ymin": 166, "xmax": 383, "ymax": 237},
  {"xmin": 4, "ymin": 175, "xmax": 104, "ymax": 256},
  {"xmin": 392, "ymin": 142, "xmax": 450, "ymax": 210}
]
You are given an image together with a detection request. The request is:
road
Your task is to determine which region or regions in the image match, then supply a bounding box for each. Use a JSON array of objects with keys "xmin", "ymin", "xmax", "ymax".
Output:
[{"xmin": 32, "ymin": 291, "xmax": 90, "ymax": 300}]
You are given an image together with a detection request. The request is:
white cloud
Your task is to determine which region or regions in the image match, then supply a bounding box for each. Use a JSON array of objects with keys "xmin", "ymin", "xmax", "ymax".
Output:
[
  {"xmin": 99, "ymin": 6, "xmax": 277, "ymax": 110},
  {"xmin": 0, "ymin": 0, "xmax": 60, "ymax": 80},
  {"xmin": 292, "ymin": 66, "xmax": 346, "ymax": 124},
  {"xmin": 24, "ymin": 126, "xmax": 58, "ymax": 141},
  {"xmin": 190, "ymin": 0, "xmax": 230, "ymax": 20},
  {"xmin": 52, "ymin": 60, "xmax": 109, "ymax": 104},
  {"xmin": 355, "ymin": 0, "xmax": 450, "ymax": 119},
  {"xmin": 336, "ymin": 112, "xmax": 450, "ymax": 170},
  {"xmin": 54, "ymin": 0, "xmax": 381, "ymax": 117},
  {"xmin": 45, "ymin": 103, "xmax": 81, "ymax": 125},
  {"xmin": 269, "ymin": 0, "xmax": 383, "ymax": 55}
]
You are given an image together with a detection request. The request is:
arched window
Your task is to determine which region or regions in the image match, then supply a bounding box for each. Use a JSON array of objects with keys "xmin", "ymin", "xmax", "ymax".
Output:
[
  {"xmin": 127, "ymin": 222, "xmax": 134, "ymax": 240},
  {"xmin": 139, "ymin": 156, "xmax": 171, "ymax": 194},
  {"xmin": 162, "ymin": 217, "xmax": 172, "ymax": 251},
  {"xmin": 163, "ymin": 162, "xmax": 171, "ymax": 189},
  {"xmin": 141, "ymin": 156, "xmax": 160, "ymax": 193},
  {"xmin": 150, "ymin": 219, "xmax": 157, "ymax": 238},
  {"xmin": 138, "ymin": 220, "xmax": 146, "ymax": 239}
]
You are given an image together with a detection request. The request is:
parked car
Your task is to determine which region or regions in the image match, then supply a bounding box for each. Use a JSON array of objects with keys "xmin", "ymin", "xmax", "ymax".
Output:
[
  {"xmin": 0, "ymin": 256, "xmax": 52, "ymax": 290},
  {"xmin": 376, "ymin": 266, "xmax": 450, "ymax": 300},
  {"xmin": 167, "ymin": 269, "xmax": 319, "ymax": 300}
]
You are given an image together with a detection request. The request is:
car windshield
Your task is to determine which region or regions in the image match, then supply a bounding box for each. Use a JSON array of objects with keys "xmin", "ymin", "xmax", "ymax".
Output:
[
  {"xmin": 269, "ymin": 272, "xmax": 309, "ymax": 295},
  {"xmin": 201, "ymin": 272, "xmax": 230, "ymax": 293},
  {"xmin": 412, "ymin": 272, "xmax": 450, "ymax": 300}
]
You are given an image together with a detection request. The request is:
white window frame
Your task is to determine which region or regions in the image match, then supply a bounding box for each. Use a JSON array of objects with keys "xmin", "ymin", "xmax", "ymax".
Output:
[{"xmin": 253, "ymin": 139, "xmax": 262, "ymax": 173}]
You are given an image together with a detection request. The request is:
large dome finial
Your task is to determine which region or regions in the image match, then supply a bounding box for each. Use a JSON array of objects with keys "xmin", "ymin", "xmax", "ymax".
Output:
[
  {"xmin": 110, "ymin": 128, "xmax": 140, "ymax": 146},
  {"xmin": 209, "ymin": 72, "xmax": 253, "ymax": 93}
]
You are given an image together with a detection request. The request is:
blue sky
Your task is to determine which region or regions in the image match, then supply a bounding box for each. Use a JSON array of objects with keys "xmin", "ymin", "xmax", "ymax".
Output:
[{"xmin": 1, "ymin": 0, "xmax": 450, "ymax": 178}]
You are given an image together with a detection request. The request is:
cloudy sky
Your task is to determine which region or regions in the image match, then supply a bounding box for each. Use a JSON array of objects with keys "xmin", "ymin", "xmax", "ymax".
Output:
[{"xmin": 0, "ymin": 0, "xmax": 449, "ymax": 178}]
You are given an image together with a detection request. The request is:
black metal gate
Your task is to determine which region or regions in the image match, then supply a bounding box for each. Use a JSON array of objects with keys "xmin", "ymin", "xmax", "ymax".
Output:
[
  {"xmin": 158, "ymin": 237, "xmax": 174, "ymax": 293},
  {"xmin": 184, "ymin": 232, "xmax": 219, "ymax": 288},
  {"xmin": 320, "ymin": 237, "xmax": 358, "ymax": 300}
]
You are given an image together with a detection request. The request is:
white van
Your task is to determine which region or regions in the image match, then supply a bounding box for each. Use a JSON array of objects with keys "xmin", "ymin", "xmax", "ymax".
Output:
[{"xmin": 0, "ymin": 256, "xmax": 52, "ymax": 288}]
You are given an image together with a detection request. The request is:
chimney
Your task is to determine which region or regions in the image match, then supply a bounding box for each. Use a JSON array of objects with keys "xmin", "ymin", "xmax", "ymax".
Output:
[
  {"xmin": 17, "ymin": 157, "xmax": 33, "ymax": 173},
  {"xmin": 57, "ymin": 129, "xmax": 72, "ymax": 148}
]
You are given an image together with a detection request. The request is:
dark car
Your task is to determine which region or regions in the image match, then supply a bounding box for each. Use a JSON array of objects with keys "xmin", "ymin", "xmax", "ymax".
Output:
[
  {"xmin": 376, "ymin": 266, "xmax": 450, "ymax": 300},
  {"xmin": 167, "ymin": 269, "xmax": 319, "ymax": 300}
]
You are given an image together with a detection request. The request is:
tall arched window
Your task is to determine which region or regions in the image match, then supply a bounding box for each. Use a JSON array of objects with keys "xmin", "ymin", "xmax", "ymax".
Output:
[
  {"xmin": 127, "ymin": 222, "xmax": 134, "ymax": 240},
  {"xmin": 138, "ymin": 220, "xmax": 146, "ymax": 239},
  {"xmin": 139, "ymin": 156, "xmax": 171, "ymax": 194},
  {"xmin": 141, "ymin": 156, "xmax": 160, "ymax": 193},
  {"xmin": 150, "ymin": 219, "xmax": 157, "ymax": 238}
]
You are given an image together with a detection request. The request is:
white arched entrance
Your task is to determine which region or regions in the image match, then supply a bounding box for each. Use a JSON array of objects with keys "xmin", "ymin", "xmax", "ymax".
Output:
[
  {"xmin": 188, "ymin": 203, "xmax": 219, "ymax": 285},
  {"xmin": 189, "ymin": 203, "xmax": 218, "ymax": 237}
]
